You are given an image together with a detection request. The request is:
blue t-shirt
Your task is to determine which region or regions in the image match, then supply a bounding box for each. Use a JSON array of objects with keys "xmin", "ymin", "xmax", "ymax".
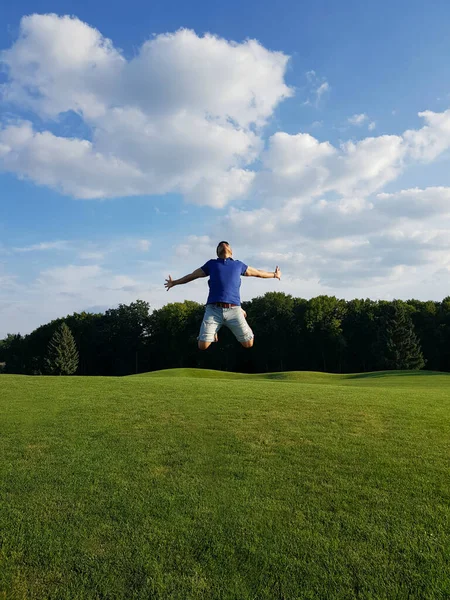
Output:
[{"xmin": 201, "ymin": 258, "xmax": 248, "ymax": 305}]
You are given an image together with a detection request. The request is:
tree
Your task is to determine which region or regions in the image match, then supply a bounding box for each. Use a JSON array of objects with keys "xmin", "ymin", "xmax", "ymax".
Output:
[
  {"xmin": 45, "ymin": 323, "xmax": 79, "ymax": 375},
  {"xmin": 3, "ymin": 293, "xmax": 448, "ymax": 376},
  {"xmin": 245, "ymin": 292, "xmax": 295, "ymax": 372},
  {"xmin": 147, "ymin": 301, "xmax": 204, "ymax": 370},
  {"xmin": 407, "ymin": 300, "xmax": 440, "ymax": 371},
  {"xmin": 101, "ymin": 300, "xmax": 152, "ymax": 375},
  {"xmin": 342, "ymin": 299, "xmax": 378, "ymax": 372},
  {"xmin": 436, "ymin": 296, "xmax": 450, "ymax": 372},
  {"xmin": 0, "ymin": 333, "xmax": 25, "ymax": 373},
  {"xmin": 376, "ymin": 301, "xmax": 425, "ymax": 370},
  {"xmin": 304, "ymin": 296, "xmax": 347, "ymax": 372}
]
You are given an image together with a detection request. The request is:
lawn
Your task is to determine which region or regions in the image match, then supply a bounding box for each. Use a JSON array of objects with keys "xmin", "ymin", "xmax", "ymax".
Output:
[{"xmin": 1, "ymin": 370, "xmax": 449, "ymax": 599}]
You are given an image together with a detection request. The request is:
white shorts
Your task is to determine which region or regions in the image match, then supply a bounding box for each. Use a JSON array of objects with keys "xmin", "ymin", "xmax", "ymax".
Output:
[{"xmin": 198, "ymin": 304, "xmax": 254, "ymax": 343}]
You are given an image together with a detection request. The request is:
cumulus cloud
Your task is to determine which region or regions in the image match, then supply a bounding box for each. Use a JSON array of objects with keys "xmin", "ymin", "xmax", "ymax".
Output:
[
  {"xmin": 0, "ymin": 14, "xmax": 292, "ymax": 206},
  {"xmin": 36, "ymin": 264, "xmax": 104, "ymax": 292},
  {"xmin": 2, "ymin": 14, "xmax": 450, "ymax": 314},
  {"xmin": 376, "ymin": 187, "xmax": 450, "ymax": 219},
  {"xmin": 214, "ymin": 182, "xmax": 450, "ymax": 290},
  {"xmin": 403, "ymin": 109, "xmax": 450, "ymax": 162},
  {"xmin": 2, "ymin": 15, "xmax": 450, "ymax": 215},
  {"xmin": 175, "ymin": 235, "xmax": 213, "ymax": 257},
  {"xmin": 256, "ymin": 131, "xmax": 406, "ymax": 206},
  {"xmin": 252, "ymin": 108, "xmax": 450, "ymax": 215}
]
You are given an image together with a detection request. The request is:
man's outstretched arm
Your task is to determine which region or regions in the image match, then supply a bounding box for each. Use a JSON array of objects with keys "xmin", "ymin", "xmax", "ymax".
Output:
[
  {"xmin": 165, "ymin": 268, "xmax": 207, "ymax": 291},
  {"xmin": 244, "ymin": 265, "xmax": 281, "ymax": 279}
]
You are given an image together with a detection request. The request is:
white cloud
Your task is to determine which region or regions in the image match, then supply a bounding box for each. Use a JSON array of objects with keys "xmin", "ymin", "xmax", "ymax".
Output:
[
  {"xmin": 184, "ymin": 168, "xmax": 255, "ymax": 208},
  {"xmin": 175, "ymin": 235, "xmax": 213, "ymax": 259},
  {"xmin": 403, "ymin": 109, "xmax": 450, "ymax": 162},
  {"xmin": 1, "ymin": 14, "xmax": 124, "ymax": 120},
  {"xmin": 263, "ymin": 132, "xmax": 335, "ymax": 179},
  {"xmin": 316, "ymin": 81, "xmax": 330, "ymax": 102},
  {"xmin": 3, "ymin": 15, "xmax": 450, "ymax": 323},
  {"xmin": 0, "ymin": 14, "xmax": 292, "ymax": 206},
  {"xmin": 376, "ymin": 187, "xmax": 450, "ymax": 219},
  {"xmin": 348, "ymin": 113, "xmax": 368, "ymax": 126},
  {"xmin": 302, "ymin": 71, "xmax": 330, "ymax": 107},
  {"xmin": 35, "ymin": 264, "xmax": 103, "ymax": 291},
  {"xmin": 333, "ymin": 135, "xmax": 405, "ymax": 196},
  {"xmin": 256, "ymin": 131, "xmax": 406, "ymax": 206},
  {"xmin": 252, "ymin": 108, "xmax": 450, "ymax": 214},
  {"xmin": 12, "ymin": 240, "xmax": 71, "ymax": 253},
  {"xmin": 0, "ymin": 121, "xmax": 145, "ymax": 199},
  {"xmin": 0, "ymin": 274, "xmax": 19, "ymax": 288},
  {"xmin": 0, "ymin": 259, "xmax": 171, "ymax": 337},
  {"xmin": 210, "ymin": 180, "xmax": 450, "ymax": 292},
  {"xmin": 3, "ymin": 16, "xmax": 448, "ymax": 215},
  {"xmin": 5, "ymin": 236, "xmax": 153, "ymax": 259},
  {"xmin": 348, "ymin": 114, "xmax": 376, "ymax": 131}
]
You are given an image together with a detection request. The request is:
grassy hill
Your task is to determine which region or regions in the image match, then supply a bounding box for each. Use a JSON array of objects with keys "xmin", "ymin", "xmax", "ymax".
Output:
[
  {"xmin": 1, "ymin": 370, "xmax": 449, "ymax": 599},
  {"xmin": 133, "ymin": 367, "xmax": 450, "ymax": 387}
]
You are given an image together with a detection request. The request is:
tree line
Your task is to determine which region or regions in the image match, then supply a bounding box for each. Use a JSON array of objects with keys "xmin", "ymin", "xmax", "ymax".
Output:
[{"xmin": 1, "ymin": 293, "xmax": 450, "ymax": 376}]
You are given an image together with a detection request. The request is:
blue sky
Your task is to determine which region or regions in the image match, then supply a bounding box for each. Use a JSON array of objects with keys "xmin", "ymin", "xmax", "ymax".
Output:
[{"xmin": 2, "ymin": 0, "xmax": 450, "ymax": 337}]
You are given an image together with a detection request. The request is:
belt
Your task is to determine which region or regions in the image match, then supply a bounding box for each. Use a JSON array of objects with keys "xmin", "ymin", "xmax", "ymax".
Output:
[{"xmin": 212, "ymin": 302, "xmax": 238, "ymax": 308}]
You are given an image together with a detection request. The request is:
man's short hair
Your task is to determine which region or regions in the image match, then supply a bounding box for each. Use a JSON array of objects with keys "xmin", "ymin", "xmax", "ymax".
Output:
[{"xmin": 216, "ymin": 240, "xmax": 229, "ymax": 255}]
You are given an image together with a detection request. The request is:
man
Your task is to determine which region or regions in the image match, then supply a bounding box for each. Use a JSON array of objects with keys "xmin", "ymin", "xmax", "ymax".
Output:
[{"xmin": 164, "ymin": 241, "xmax": 281, "ymax": 350}]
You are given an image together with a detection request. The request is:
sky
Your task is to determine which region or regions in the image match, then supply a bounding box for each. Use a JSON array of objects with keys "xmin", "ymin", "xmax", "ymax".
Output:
[{"xmin": 1, "ymin": 0, "xmax": 450, "ymax": 338}]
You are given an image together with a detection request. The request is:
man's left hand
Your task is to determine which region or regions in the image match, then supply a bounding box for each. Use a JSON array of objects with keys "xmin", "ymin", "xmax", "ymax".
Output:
[{"xmin": 165, "ymin": 275, "xmax": 174, "ymax": 290}]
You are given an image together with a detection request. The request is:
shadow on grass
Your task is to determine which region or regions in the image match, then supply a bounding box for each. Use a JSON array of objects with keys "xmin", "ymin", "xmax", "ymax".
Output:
[
  {"xmin": 347, "ymin": 370, "xmax": 450, "ymax": 380},
  {"xmin": 265, "ymin": 373, "xmax": 290, "ymax": 380}
]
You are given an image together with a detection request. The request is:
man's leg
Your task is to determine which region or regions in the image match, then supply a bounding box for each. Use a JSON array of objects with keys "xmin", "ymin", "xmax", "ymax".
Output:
[
  {"xmin": 215, "ymin": 310, "xmax": 246, "ymax": 344},
  {"xmin": 241, "ymin": 338, "xmax": 254, "ymax": 349},
  {"xmin": 197, "ymin": 305, "xmax": 222, "ymax": 350},
  {"xmin": 224, "ymin": 307, "xmax": 254, "ymax": 348},
  {"xmin": 198, "ymin": 340, "xmax": 213, "ymax": 350}
]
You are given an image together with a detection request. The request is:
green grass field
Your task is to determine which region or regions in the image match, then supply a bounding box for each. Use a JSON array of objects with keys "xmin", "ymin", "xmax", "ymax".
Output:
[{"xmin": 1, "ymin": 370, "xmax": 449, "ymax": 599}]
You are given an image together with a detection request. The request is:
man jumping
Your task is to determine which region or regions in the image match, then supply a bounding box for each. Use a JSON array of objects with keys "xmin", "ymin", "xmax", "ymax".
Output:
[{"xmin": 164, "ymin": 241, "xmax": 281, "ymax": 350}]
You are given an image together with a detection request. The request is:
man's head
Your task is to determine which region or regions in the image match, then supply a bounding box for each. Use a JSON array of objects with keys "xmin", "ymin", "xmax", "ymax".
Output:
[{"xmin": 216, "ymin": 240, "xmax": 232, "ymax": 259}]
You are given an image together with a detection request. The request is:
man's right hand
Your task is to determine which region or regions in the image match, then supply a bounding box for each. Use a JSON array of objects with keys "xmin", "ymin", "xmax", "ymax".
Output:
[
  {"xmin": 274, "ymin": 265, "xmax": 281, "ymax": 280},
  {"xmin": 164, "ymin": 275, "xmax": 174, "ymax": 291}
]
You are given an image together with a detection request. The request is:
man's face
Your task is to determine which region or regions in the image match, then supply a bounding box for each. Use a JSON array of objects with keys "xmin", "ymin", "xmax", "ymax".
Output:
[{"xmin": 217, "ymin": 242, "xmax": 232, "ymax": 258}]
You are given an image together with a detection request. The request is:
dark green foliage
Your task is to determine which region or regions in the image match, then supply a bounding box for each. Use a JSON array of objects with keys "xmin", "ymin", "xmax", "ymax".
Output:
[
  {"xmin": 342, "ymin": 298, "xmax": 378, "ymax": 372},
  {"xmin": 148, "ymin": 300, "xmax": 204, "ymax": 370},
  {"xmin": 376, "ymin": 301, "xmax": 425, "ymax": 371},
  {"xmin": 304, "ymin": 295, "xmax": 347, "ymax": 372},
  {"xmin": 244, "ymin": 292, "xmax": 296, "ymax": 372},
  {"xmin": 45, "ymin": 322, "xmax": 79, "ymax": 375},
  {"xmin": 98, "ymin": 300, "xmax": 153, "ymax": 375},
  {"xmin": 0, "ymin": 333, "xmax": 25, "ymax": 373},
  {"xmin": 2, "ymin": 293, "xmax": 448, "ymax": 375}
]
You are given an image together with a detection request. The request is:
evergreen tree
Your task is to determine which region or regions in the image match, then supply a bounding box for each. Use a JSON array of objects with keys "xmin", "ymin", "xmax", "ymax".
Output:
[
  {"xmin": 378, "ymin": 301, "xmax": 425, "ymax": 370},
  {"xmin": 45, "ymin": 323, "xmax": 79, "ymax": 375}
]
